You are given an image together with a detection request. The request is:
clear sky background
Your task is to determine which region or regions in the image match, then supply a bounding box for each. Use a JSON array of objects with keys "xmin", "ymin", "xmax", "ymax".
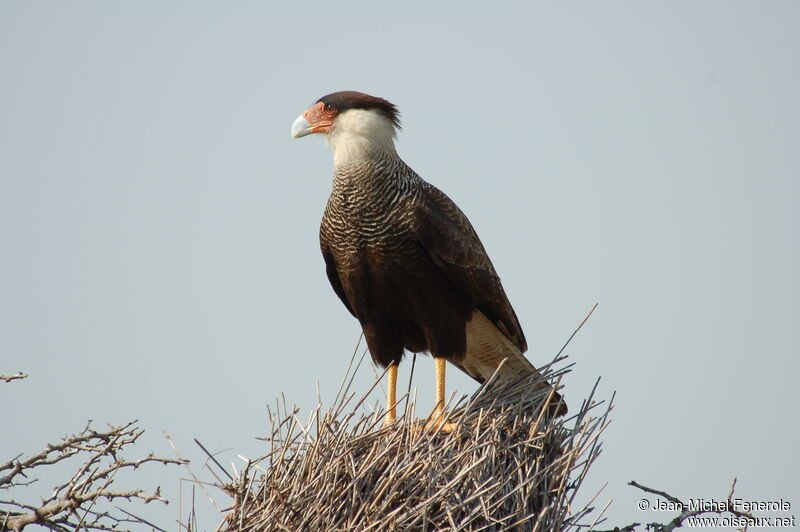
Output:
[{"xmin": 2, "ymin": 1, "xmax": 798, "ymax": 530}]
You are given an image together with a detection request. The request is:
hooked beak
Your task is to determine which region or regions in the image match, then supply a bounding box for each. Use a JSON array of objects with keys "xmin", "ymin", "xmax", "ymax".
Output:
[
  {"xmin": 291, "ymin": 102, "xmax": 335, "ymax": 138},
  {"xmin": 291, "ymin": 115, "xmax": 313, "ymax": 138}
]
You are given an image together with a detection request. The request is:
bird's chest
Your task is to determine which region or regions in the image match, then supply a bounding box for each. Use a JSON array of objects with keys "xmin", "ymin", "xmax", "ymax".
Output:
[{"xmin": 322, "ymin": 182, "xmax": 415, "ymax": 258}]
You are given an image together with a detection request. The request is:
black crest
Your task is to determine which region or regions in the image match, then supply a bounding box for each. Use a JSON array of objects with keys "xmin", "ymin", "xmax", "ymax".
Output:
[{"xmin": 318, "ymin": 91, "xmax": 401, "ymax": 129}]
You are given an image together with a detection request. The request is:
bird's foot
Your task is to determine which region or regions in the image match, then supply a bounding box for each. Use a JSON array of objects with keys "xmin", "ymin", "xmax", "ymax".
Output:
[
  {"xmin": 425, "ymin": 419, "xmax": 458, "ymax": 433},
  {"xmin": 422, "ymin": 409, "xmax": 458, "ymax": 433}
]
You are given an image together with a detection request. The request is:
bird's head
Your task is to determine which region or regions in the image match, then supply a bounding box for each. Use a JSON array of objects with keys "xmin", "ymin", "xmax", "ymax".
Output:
[{"xmin": 291, "ymin": 91, "xmax": 401, "ymax": 164}]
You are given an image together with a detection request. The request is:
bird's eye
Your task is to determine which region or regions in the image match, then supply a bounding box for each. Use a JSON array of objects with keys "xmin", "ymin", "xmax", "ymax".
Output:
[{"xmin": 324, "ymin": 103, "xmax": 335, "ymax": 114}]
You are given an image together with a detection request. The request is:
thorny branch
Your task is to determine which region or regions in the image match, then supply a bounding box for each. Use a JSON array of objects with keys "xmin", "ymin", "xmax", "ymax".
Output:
[
  {"xmin": 0, "ymin": 421, "xmax": 186, "ymax": 532},
  {"xmin": 596, "ymin": 477, "xmax": 756, "ymax": 532}
]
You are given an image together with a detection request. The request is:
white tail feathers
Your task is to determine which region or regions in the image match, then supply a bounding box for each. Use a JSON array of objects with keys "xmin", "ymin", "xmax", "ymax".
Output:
[
  {"xmin": 460, "ymin": 311, "xmax": 538, "ymax": 382},
  {"xmin": 458, "ymin": 310, "xmax": 567, "ymax": 416}
]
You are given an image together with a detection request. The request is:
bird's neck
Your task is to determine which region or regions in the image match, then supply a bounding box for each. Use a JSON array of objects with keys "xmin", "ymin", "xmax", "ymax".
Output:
[{"xmin": 329, "ymin": 131, "xmax": 399, "ymax": 170}]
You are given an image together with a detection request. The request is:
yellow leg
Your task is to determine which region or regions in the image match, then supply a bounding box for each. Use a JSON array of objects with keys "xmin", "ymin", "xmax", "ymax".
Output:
[
  {"xmin": 434, "ymin": 357, "xmax": 446, "ymax": 418},
  {"xmin": 427, "ymin": 357, "xmax": 456, "ymax": 432},
  {"xmin": 384, "ymin": 364, "xmax": 398, "ymax": 426}
]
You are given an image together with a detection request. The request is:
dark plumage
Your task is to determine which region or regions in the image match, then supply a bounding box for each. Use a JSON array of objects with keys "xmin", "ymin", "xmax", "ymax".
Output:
[
  {"xmin": 320, "ymin": 157, "xmax": 524, "ymax": 375},
  {"xmin": 292, "ymin": 91, "xmax": 565, "ymax": 420}
]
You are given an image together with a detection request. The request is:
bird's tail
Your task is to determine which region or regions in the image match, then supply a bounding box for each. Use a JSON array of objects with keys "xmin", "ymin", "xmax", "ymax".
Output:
[{"xmin": 457, "ymin": 311, "xmax": 567, "ymax": 416}]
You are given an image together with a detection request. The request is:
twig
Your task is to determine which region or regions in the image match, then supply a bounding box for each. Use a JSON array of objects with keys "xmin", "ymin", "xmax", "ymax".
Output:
[
  {"xmin": 629, "ymin": 480, "xmax": 684, "ymax": 506},
  {"xmin": 556, "ymin": 303, "xmax": 598, "ymax": 358},
  {"xmin": 0, "ymin": 374, "xmax": 27, "ymax": 383},
  {"xmin": 0, "ymin": 421, "xmax": 183, "ymax": 532},
  {"xmin": 195, "ymin": 439, "xmax": 234, "ymax": 483},
  {"xmin": 164, "ymin": 431, "xmax": 220, "ymax": 512},
  {"xmin": 601, "ymin": 478, "xmax": 757, "ymax": 532}
]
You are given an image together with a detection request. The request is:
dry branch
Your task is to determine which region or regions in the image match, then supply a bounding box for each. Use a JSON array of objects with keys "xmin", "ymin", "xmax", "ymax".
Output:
[
  {"xmin": 0, "ymin": 421, "xmax": 186, "ymax": 532},
  {"xmin": 597, "ymin": 478, "xmax": 758, "ymax": 532},
  {"xmin": 218, "ymin": 356, "xmax": 612, "ymax": 532},
  {"xmin": 0, "ymin": 374, "xmax": 28, "ymax": 384}
]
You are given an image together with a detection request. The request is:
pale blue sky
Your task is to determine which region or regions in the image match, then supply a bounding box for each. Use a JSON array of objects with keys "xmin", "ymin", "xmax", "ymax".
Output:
[{"xmin": 1, "ymin": 1, "xmax": 798, "ymax": 529}]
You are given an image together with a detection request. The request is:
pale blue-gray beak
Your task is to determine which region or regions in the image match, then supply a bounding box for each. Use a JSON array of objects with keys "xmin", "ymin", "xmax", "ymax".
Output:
[{"xmin": 291, "ymin": 114, "xmax": 313, "ymax": 138}]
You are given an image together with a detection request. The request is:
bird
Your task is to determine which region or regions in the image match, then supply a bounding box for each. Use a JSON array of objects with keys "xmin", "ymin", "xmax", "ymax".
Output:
[{"xmin": 291, "ymin": 91, "xmax": 566, "ymax": 428}]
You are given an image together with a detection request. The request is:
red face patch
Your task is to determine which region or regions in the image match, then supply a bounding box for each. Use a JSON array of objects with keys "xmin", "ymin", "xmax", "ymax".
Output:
[{"xmin": 304, "ymin": 101, "xmax": 337, "ymax": 134}]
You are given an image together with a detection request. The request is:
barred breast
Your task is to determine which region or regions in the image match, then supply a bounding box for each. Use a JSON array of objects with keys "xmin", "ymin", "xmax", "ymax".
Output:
[{"xmin": 320, "ymin": 153, "xmax": 424, "ymax": 265}]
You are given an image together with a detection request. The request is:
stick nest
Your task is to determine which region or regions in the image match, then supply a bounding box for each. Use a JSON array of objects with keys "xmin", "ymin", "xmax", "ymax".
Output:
[{"xmin": 221, "ymin": 358, "xmax": 610, "ymax": 532}]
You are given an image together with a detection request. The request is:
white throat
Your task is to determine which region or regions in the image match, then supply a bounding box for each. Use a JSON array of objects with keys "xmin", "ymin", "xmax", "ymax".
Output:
[{"xmin": 328, "ymin": 109, "xmax": 398, "ymax": 168}]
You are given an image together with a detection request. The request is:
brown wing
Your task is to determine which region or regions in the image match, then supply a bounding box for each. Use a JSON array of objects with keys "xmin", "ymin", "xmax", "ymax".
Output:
[
  {"xmin": 320, "ymin": 243, "xmax": 356, "ymax": 318},
  {"xmin": 413, "ymin": 182, "xmax": 528, "ymax": 352}
]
